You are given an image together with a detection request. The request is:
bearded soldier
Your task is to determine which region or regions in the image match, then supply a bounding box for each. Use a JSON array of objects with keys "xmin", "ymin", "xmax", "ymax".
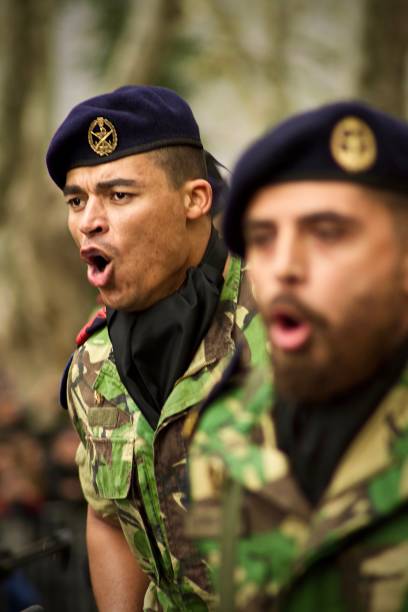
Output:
[{"xmin": 188, "ymin": 101, "xmax": 408, "ymax": 612}]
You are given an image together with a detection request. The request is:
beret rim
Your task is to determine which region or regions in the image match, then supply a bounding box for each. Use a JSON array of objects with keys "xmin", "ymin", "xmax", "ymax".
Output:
[{"xmin": 56, "ymin": 137, "xmax": 204, "ymax": 188}]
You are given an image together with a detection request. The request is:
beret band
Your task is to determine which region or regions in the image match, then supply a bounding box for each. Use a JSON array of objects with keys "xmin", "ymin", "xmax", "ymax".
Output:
[{"xmin": 65, "ymin": 138, "xmax": 203, "ymax": 174}]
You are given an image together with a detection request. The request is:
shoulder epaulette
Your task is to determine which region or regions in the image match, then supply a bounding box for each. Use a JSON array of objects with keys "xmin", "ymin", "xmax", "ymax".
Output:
[
  {"xmin": 75, "ymin": 307, "xmax": 107, "ymax": 347},
  {"xmin": 60, "ymin": 307, "xmax": 107, "ymax": 410}
]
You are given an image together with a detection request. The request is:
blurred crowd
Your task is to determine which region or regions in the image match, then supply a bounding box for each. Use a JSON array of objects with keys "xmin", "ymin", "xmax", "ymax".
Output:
[{"xmin": 0, "ymin": 369, "xmax": 96, "ymax": 612}]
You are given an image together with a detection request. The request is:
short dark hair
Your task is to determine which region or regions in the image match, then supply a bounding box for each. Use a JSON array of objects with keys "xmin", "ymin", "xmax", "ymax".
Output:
[
  {"xmin": 382, "ymin": 191, "xmax": 408, "ymax": 242},
  {"xmin": 149, "ymin": 146, "xmax": 208, "ymax": 189},
  {"xmin": 382, "ymin": 191, "xmax": 408, "ymax": 213}
]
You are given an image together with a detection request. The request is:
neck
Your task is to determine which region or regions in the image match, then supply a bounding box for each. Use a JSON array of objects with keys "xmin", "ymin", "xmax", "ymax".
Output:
[
  {"xmin": 156, "ymin": 218, "xmax": 211, "ymax": 304},
  {"xmin": 185, "ymin": 216, "xmax": 212, "ymax": 269}
]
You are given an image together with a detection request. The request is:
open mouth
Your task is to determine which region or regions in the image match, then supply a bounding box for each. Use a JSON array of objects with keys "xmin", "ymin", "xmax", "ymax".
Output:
[
  {"xmin": 89, "ymin": 254, "xmax": 110, "ymax": 272},
  {"xmin": 80, "ymin": 248, "xmax": 113, "ymax": 288},
  {"xmin": 269, "ymin": 308, "xmax": 312, "ymax": 351},
  {"xmin": 274, "ymin": 313, "xmax": 302, "ymax": 330}
]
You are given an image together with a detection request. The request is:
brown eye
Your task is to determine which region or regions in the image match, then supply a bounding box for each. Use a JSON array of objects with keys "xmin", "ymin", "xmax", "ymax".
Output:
[
  {"xmin": 313, "ymin": 223, "xmax": 345, "ymax": 240},
  {"xmin": 247, "ymin": 232, "xmax": 275, "ymax": 249},
  {"xmin": 67, "ymin": 197, "xmax": 83, "ymax": 209},
  {"xmin": 112, "ymin": 192, "xmax": 129, "ymax": 201}
]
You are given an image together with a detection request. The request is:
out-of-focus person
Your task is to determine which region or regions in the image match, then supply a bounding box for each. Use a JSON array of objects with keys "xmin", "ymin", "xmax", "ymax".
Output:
[{"xmin": 188, "ymin": 101, "xmax": 408, "ymax": 612}]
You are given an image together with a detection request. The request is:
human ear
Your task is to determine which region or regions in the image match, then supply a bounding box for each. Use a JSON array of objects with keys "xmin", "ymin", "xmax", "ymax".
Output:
[{"xmin": 183, "ymin": 179, "xmax": 212, "ymax": 220}]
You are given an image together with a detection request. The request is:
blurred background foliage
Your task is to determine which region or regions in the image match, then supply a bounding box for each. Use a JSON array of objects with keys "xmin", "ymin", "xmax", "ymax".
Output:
[{"xmin": 0, "ymin": 0, "xmax": 408, "ymax": 427}]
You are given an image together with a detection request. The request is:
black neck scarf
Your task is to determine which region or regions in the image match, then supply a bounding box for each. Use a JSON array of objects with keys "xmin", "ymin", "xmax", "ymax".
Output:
[
  {"xmin": 107, "ymin": 226, "xmax": 227, "ymax": 430},
  {"xmin": 275, "ymin": 337, "xmax": 408, "ymax": 506}
]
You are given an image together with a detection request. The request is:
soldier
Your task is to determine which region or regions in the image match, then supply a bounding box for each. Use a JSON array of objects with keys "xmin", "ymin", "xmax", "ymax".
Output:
[
  {"xmin": 188, "ymin": 101, "xmax": 408, "ymax": 611},
  {"xmin": 46, "ymin": 85, "xmax": 263, "ymax": 611}
]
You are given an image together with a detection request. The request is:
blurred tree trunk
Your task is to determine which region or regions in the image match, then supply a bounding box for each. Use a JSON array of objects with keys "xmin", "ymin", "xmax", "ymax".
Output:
[
  {"xmin": 0, "ymin": 0, "xmax": 38, "ymax": 217},
  {"xmin": 104, "ymin": 0, "xmax": 181, "ymax": 87},
  {"xmin": 206, "ymin": 0, "xmax": 290, "ymax": 121},
  {"xmin": 359, "ymin": 0, "xmax": 408, "ymax": 116},
  {"xmin": 0, "ymin": 0, "xmax": 95, "ymax": 424},
  {"xmin": 263, "ymin": 1, "xmax": 290, "ymax": 119}
]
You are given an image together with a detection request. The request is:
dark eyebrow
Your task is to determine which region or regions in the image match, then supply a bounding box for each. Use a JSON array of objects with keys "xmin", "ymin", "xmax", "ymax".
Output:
[
  {"xmin": 94, "ymin": 178, "xmax": 143, "ymax": 192},
  {"xmin": 63, "ymin": 178, "xmax": 143, "ymax": 197},
  {"xmin": 243, "ymin": 219, "xmax": 274, "ymax": 232},
  {"xmin": 63, "ymin": 184, "xmax": 83, "ymax": 196},
  {"xmin": 244, "ymin": 211, "xmax": 358, "ymax": 229},
  {"xmin": 299, "ymin": 211, "xmax": 359, "ymax": 226}
]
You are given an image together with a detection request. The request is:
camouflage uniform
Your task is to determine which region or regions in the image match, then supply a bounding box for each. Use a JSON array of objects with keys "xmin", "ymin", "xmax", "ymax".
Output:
[
  {"xmin": 66, "ymin": 257, "xmax": 264, "ymax": 611},
  {"xmin": 188, "ymin": 346, "xmax": 408, "ymax": 611}
]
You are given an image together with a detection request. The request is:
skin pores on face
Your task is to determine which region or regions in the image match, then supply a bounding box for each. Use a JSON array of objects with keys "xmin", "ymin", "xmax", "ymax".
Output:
[
  {"xmin": 244, "ymin": 181, "xmax": 408, "ymax": 402},
  {"xmin": 65, "ymin": 153, "xmax": 198, "ymax": 312}
]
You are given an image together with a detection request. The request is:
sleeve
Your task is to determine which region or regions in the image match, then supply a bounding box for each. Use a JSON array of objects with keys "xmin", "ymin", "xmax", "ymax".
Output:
[
  {"xmin": 66, "ymin": 348, "xmax": 120, "ymax": 524},
  {"xmin": 76, "ymin": 442, "xmax": 120, "ymax": 524}
]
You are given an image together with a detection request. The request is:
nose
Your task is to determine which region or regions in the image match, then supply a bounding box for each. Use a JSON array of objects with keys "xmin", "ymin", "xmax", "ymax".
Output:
[
  {"xmin": 78, "ymin": 196, "xmax": 108, "ymax": 237},
  {"xmin": 272, "ymin": 228, "xmax": 306, "ymax": 286}
]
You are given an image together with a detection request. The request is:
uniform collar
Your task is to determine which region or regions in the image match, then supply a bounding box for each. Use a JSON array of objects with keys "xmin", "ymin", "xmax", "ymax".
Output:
[
  {"xmin": 157, "ymin": 256, "xmax": 242, "ymax": 427},
  {"xmin": 257, "ymin": 357, "xmax": 408, "ymax": 573},
  {"xmin": 176, "ymin": 255, "xmax": 241, "ymax": 381}
]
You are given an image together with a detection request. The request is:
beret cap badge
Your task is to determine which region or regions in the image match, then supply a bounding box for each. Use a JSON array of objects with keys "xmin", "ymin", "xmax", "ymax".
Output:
[
  {"xmin": 330, "ymin": 116, "xmax": 377, "ymax": 173},
  {"xmin": 221, "ymin": 101, "xmax": 405, "ymax": 258},
  {"xmin": 88, "ymin": 116, "xmax": 118, "ymax": 157}
]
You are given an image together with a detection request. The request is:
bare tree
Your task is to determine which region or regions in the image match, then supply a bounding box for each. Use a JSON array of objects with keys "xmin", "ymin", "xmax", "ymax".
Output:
[
  {"xmin": 104, "ymin": 0, "xmax": 181, "ymax": 87},
  {"xmin": 359, "ymin": 0, "xmax": 408, "ymax": 115}
]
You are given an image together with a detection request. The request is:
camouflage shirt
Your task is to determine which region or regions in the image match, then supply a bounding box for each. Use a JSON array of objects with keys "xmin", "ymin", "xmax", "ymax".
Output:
[
  {"xmin": 188, "ymin": 346, "xmax": 408, "ymax": 611},
  {"xmin": 66, "ymin": 257, "xmax": 264, "ymax": 611}
]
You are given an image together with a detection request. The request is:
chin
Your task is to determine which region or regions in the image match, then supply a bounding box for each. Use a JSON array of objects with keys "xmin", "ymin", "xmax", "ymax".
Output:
[
  {"xmin": 109, "ymin": 296, "xmax": 150, "ymax": 313},
  {"xmin": 98, "ymin": 292, "xmax": 124, "ymax": 311},
  {"xmin": 101, "ymin": 283, "xmax": 160, "ymax": 312}
]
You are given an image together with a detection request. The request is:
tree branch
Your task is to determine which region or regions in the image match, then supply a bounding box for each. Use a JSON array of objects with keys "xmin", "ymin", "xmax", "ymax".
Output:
[
  {"xmin": 104, "ymin": 0, "xmax": 180, "ymax": 87},
  {"xmin": 359, "ymin": 0, "xmax": 408, "ymax": 116}
]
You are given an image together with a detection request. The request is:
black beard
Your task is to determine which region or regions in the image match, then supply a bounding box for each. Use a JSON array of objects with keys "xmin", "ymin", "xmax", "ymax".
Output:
[{"xmin": 270, "ymin": 297, "xmax": 407, "ymax": 405}]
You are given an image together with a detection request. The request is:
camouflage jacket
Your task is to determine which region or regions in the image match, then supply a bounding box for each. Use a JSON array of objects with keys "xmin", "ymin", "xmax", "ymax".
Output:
[
  {"xmin": 66, "ymin": 257, "xmax": 264, "ymax": 611},
  {"xmin": 188, "ymin": 347, "xmax": 408, "ymax": 611}
]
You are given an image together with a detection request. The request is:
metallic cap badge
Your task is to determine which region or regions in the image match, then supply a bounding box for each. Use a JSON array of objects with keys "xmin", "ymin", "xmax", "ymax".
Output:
[
  {"xmin": 88, "ymin": 117, "xmax": 118, "ymax": 157},
  {"xmin": 330, "ymin": 116, "xmax": 377, "ymax": 173}
]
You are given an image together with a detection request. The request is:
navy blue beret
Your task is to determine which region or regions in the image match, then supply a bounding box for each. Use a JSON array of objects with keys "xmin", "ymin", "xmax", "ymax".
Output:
[
  {"xmin": 224, "ymin": 100, "xmax": 408, "ymax": 257},
  {"xmin": 46, "ymin": 85, "xmax": 204, "ymax": 189}
]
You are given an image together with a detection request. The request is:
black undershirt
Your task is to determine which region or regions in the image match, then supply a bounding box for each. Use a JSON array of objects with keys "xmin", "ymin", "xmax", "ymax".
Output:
[
  {"xmin": 275, "ymin": 338, "xmax": 408, "ymax": 506},
  {"xmin": 107, "ymin": 226, "xmax": 227, "ymax": 430}
]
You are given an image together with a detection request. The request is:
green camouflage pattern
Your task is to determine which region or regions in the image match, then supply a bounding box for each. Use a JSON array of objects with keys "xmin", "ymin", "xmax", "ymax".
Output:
[
  {"xmin": 187, "ymin": 347, "xmax": 408, "ymax": 611},
  {"xmin": 67, "ymin": 257, "xmax": 265, "ymax": 611}
]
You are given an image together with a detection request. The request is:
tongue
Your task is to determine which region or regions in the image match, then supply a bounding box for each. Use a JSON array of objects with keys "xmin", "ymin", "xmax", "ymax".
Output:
[
  {"xmin": 87, "ymin": 262, "xmax": 112, "ymax": 288},
  {"xmin": 270, "ymin": 319, "xmax": 311, "ymax": 351}
]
